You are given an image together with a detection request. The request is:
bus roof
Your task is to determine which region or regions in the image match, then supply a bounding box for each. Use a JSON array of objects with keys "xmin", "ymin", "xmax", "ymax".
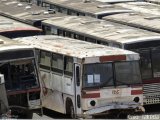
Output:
[
  {"xmin": 103, "ymin": 12, "xmax": 160, "ymax": 33},
  {"xmin": 145, "ymin": 0, "xmax": 160, "ymax": 4},
  {"xmin": 116, "ymin": 1, "xmax": 160, "ymax": 16},
  {"xmin": 14, "ymin": 35, "xmax": 139, "ymax": 60},
  {"xmin": 0, "ymin": 0, "xmax": 63, "ymax": 25},
  {"xmin": 0, "ymin": 35, "xmax": 33, "ymax": 51},
  {"xmin": 42, "ymin": 16, "xmax": 160, "ymax": 44},
  {"xmin": 42, "ymin": 0, "xmax": 131, "ymax": 16},
  {"xmin": 95, "ymin": 0, "xmax": 137, "ymax": 3},
  {"xmin": 0, "ymin": 15, "xmax": 42, "ymax": 33}
]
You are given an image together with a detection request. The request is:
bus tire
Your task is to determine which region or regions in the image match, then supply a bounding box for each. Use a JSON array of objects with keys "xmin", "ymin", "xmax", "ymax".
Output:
[
  {"xmin": 25, "ymin": 111, "xmax": 33, "ymax": 119},
  {"xmin": 66, "ymin": 99, "xmax": 75, "ymax": 118}
]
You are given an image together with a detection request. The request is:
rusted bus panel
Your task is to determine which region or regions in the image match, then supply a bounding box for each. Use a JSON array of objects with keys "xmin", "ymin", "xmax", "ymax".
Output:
[
  {"xmin": 0, "ymin": 0, "xmax": 64, "ymax": 27},
  {"xmin": 42, "ymin": 16, "xmax": 160, "ymax": 45},
  {"xmin": 14, "ymin": 35, "xmax": 139, "ymax": 61}
]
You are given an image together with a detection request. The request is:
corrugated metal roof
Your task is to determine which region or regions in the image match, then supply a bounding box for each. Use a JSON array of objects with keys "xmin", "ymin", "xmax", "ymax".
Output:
[
  {"xmin": 14, "ymin": 35, "xmax": 139, "ymax": 59},
  {"xmin": 42, "ymin": 16, "xmax": 160, "ymax": 44}
]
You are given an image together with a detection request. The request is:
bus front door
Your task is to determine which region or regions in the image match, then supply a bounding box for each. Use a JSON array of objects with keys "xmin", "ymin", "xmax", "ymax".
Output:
[{"xmin": 74, "ymin": 64, "xmax": 82, "ymax": 117}]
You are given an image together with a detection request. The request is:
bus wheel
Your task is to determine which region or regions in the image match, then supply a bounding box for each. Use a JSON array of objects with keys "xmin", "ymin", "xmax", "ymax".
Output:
[
  {"xmin": 25, "ymin": 111, "xmax": 33, "ymax": 119},
  {"xmin": 66, "ymin": 100, "xmax": 75, "ymax": 118}
]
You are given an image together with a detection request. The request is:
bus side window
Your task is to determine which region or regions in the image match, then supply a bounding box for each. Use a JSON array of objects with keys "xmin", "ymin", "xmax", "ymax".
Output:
[
  {"xmin": 51, "ymin": 27, "xmax": 58, "ymax": 35},
  {"xmin": 40, "ymin": 51, "xmax": 51, "ymax": 70},
  {"xmin": 97, "ymin": 40, "xmax": 108, "ymax": 46},
  {"xmin": 51, "ymin": 53, "xmax": 63, "ymax": 75},
  {"xmin": 58, "ymin": 29, "xmax": 64, "ymax": 36},
  {"xmin": 74, "ymin": 34, "xmax": 85, "ymax": 41},
  {"xmin": 76, "ymin": 66, "xmax": 80, "ymax": 86},
  {"xmin": 64, "ymin": 56, "xmax": 73, "ymax": 77},
  {"xmin": 44, "ymin": 26, "xmax": 52, "ymax": 35},
  {"xmin": 85, "ymin": 37, "xmax": 96, "ymax": 43}
]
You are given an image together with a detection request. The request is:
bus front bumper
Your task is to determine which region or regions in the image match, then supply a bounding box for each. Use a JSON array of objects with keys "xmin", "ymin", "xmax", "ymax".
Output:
[{"xmin": 83, "ymin": 102, "xmax": 145, "ymax": 116}]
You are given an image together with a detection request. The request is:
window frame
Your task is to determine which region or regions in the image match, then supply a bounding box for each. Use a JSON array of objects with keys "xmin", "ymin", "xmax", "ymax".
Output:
[{"xmin": 51, "ymin": 53, "xmax": 64, "ymax": 75}]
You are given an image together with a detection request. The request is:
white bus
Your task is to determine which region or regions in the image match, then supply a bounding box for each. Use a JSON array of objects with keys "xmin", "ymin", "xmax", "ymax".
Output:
[
  {"xmin": 15, "ymin": 35, "xmax": 144, "ymax": 118},
  {"xmin": 41, "ymin": 16, "xmax": 160, "ymax": 105},
  {"xmin": 0, "ymin": 36, "xmax": 42, "ymax": 118}
]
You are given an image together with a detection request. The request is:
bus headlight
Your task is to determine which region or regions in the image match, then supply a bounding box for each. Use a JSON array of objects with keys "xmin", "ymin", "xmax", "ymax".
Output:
[
  {"xmin": 90, "ymin": 100, "xmax": 96, "ymax": 106},
  {"xmin": 133, "ymin": 97, "xmax": 140, "ymax": 103}
]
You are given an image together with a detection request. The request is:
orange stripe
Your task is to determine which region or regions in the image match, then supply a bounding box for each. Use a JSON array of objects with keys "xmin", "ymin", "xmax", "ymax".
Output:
[
  {"xmin": 131, "ymin": 89, "xmax": 143, "ymax": 95},
  {"xmin": 82, "ymin": 93, "xmax": 100, "ymax": 98},
  {"xmin": 100, "ymin": 55, "xmax": 126, "ymax": 62},
  {"xmin": 7, "ymin": 88, "xmax": 41, "ymax": 95},
  {"xmin": 131, "ymin": 85, "xmax": 143, "ymax": 88}
]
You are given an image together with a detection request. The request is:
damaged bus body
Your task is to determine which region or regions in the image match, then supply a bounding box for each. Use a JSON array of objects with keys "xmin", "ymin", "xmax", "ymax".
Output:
[
  {"xmin": 16, "ymin": 35, "xmax": 144, "ymax": 118},
  {"xmin": 0, "ymin": 36, "xmax": 41, "ymax": 118}
]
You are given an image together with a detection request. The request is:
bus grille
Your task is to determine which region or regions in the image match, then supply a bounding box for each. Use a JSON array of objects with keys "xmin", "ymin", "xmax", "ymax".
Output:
[
  {"xmin": 143, "ymin": 83, "xmax": 160, "ymax": 105},
  {"xmin": 143, "ymin": 83, "xmax": 160, "ymax": 94}
]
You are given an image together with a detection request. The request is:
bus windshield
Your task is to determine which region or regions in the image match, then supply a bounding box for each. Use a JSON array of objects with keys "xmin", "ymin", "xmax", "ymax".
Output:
[
  {"xmin": 83, "ymin": 61, "xmax": 141, "ymax": 88},
  {"xmin": 0, "ymin": 59, "xmax": 39, "ymax": 90}
]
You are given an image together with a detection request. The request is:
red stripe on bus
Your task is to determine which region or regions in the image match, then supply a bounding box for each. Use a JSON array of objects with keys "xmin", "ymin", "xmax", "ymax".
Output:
[
  {"xmin": 7, "ymin": 88, "xmax": 41, "ymax": 95},
  {"xmin": 100, "ymin": 55, "xmax": 126, "ymax": 62},
  {"xmin": 131, "ymin": 85, "xmax": 143, "ymax": 88},
  {"xmin": 82, "ymin": 93, "xmax": 100, "ymax": 98},
  {"xmin": 143, "ymin": 79, "xmax": 160, "ymax": 84},
  {"xmin": 131, "ymin": 89, "xmax": 143, "ymax": 95}
]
